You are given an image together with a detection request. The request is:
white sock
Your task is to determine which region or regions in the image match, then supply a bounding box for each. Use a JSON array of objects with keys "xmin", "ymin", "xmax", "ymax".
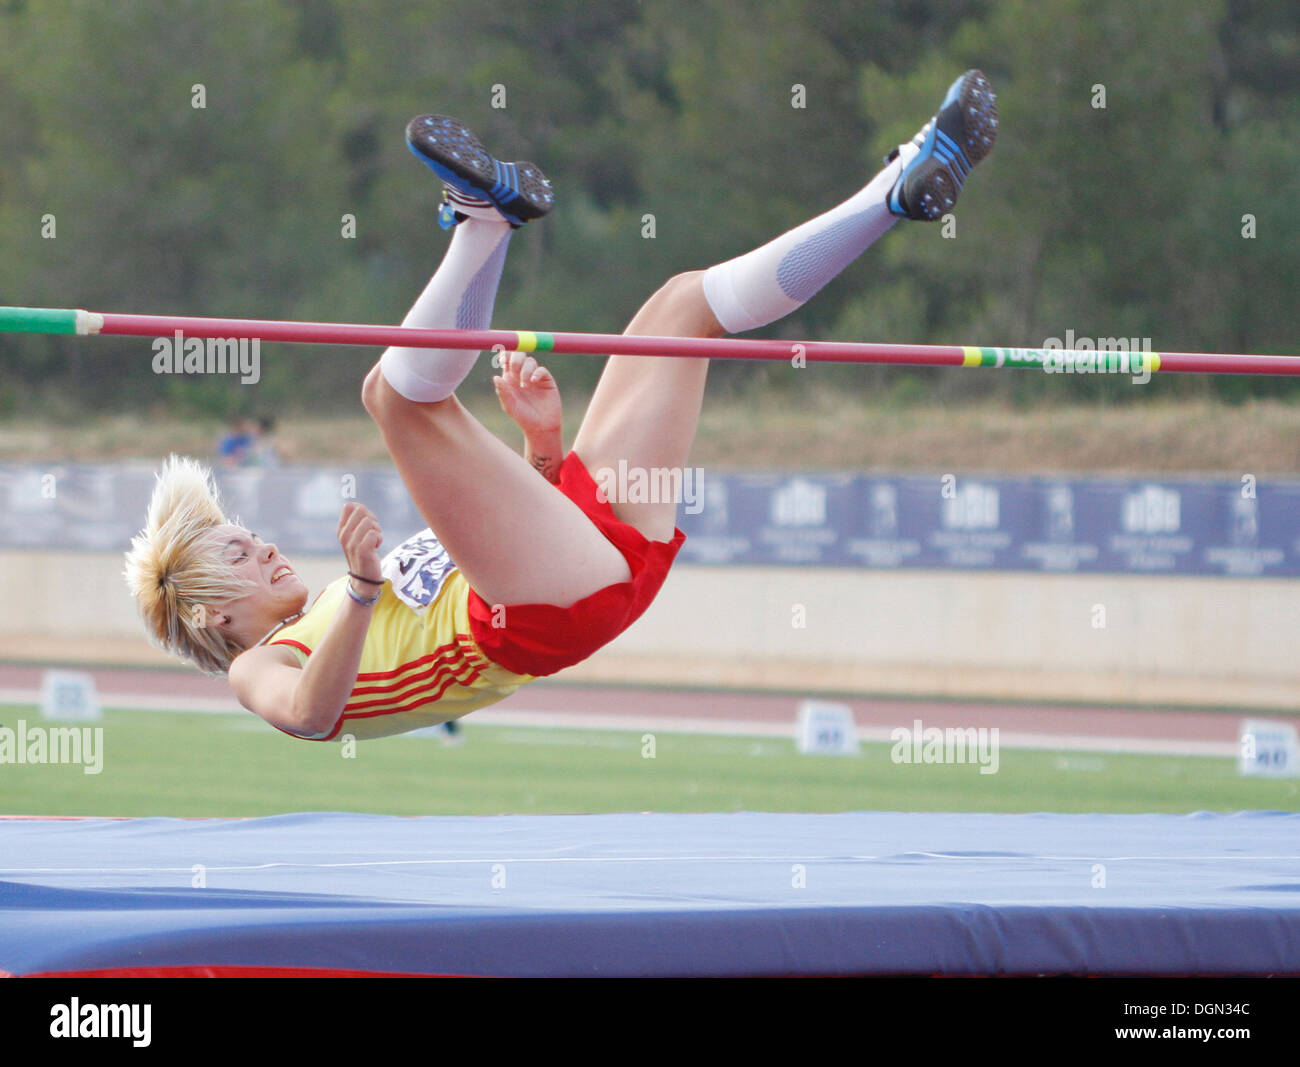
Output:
[
  {"xmin": 380, "ymin": 216, "xmax": 513, "ymax": 403},
  {"xmin": 702, "ymin": 142, "xmax": 919, "ymax": 334}
]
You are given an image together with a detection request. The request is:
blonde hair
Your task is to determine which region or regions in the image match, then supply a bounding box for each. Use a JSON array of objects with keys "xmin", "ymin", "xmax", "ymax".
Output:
[{"xmin": 124, "ymin": 454, "xmax": 254, "ymax": 674}]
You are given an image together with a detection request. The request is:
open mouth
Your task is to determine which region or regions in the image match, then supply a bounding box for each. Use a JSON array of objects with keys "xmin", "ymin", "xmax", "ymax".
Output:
[{"xmin": 270, "ymin": 566, "xmax": 294, "ymax": 584}]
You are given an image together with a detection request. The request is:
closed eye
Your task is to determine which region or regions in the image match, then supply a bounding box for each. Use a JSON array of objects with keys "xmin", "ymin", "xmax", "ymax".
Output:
[{"xmin": 224, "ymin": 533, "xmax": 257, "ymax": 563}]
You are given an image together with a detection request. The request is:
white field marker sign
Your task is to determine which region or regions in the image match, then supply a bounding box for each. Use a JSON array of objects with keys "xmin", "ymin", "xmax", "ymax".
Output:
[
  {"xmin": 40, "ymin": 670, "xmax": 102, "ymax": 723},
  {"xmin": 1238, "ymin": 718, "xmax": 1299, "ymax": 778},
  {"xmin": 797, "ymin": 699, "xmax": 859, "ymax": 756}
]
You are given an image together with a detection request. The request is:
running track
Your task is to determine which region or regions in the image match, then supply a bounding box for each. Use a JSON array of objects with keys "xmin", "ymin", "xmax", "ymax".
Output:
[{"xmin": 0, "ymin": 663, "xmax": 1260, "ymax": 756}]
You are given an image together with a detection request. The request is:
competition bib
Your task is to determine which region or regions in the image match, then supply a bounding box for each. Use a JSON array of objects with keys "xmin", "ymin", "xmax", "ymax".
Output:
[{"xmin": 380, "ymin": 530, "xmax": 458, "ymax": 610}]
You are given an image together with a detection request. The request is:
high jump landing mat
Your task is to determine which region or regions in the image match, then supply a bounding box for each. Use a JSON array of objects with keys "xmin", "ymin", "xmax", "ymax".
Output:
[{"xmin": 1, "ymin": 811, "xmax": 1298, "ymax": 977}]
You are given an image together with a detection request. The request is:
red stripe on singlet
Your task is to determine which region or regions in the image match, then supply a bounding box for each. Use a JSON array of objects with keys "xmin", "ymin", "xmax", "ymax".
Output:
[
  {"xmin": 353, "ymin": 643, "xmax": 472, "ymax": 682},
  {"xmin": 342, "ymin": 664, "xmax": 483, "ymax": 720},
  {"xmin": 349, "ymin": 645, "xmax": 468, "ymax": 697},
  {"xmin": 273, "ymin": 639, "xmax": 476, "ymax": 686}
]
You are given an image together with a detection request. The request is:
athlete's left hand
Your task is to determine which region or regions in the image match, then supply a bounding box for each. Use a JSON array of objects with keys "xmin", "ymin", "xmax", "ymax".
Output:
[
  {"xmin": 493, "ymin": 349, "xmax": 562, "ymax": 439},
  {"xmin": 337, "ymin": 501, "xmax": 383, "ymax": 584}
]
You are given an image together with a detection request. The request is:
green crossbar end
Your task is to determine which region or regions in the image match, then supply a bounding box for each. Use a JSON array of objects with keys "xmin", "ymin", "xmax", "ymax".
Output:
[{"xmin": 0, "ymin": 306, "xmax": 98, "ymax": 335}]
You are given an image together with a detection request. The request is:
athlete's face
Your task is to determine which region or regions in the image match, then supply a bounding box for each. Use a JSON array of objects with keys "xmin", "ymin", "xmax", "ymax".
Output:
[{"xmin": 206, "ymin": 524, "xmax": 308, "ymax": 647}]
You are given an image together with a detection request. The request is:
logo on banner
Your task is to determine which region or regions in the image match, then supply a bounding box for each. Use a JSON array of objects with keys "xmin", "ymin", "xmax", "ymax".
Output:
[
  {"xmin": 1046, "ymin": 486, "xmax": 1074, "ymax": 541},
  {"xmin": 771, "ymin": 478, "xmax": 826, "ymax": 526},
  {"xmin": 1230, "ymin": 496, "xmax": 1258, "ymax": 547},
  {"xmin": 1022, "ymin": 482, "xmax": 1096, "ymax": 571},
  {"xmin": 1121, "ymin": 485, "xmax": 1180, "ymax": 533},
  {"xmin": 700, "ymin": 478, "xmax": 730, "ymax": 534},
  {"xmin": 869, "ymin": 484, "xmax": 898, "ymax": 538},
  {"xmin": 941, "ymin": 482, "xmax": 999, "ymax": 530}
]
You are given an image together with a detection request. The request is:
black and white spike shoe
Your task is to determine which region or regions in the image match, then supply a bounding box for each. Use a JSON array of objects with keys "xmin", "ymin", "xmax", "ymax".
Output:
[
  {"xmin": 886, "ymin": 69, "xmax": 998, "ymax": 221},
  {"xmin": 406, "ymin": 114, "xmax": 555, "ymax": 229}
]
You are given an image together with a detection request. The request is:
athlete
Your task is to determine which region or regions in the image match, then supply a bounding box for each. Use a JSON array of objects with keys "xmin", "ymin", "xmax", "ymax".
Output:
[{"xmin": 125, "ymin": 71, "xmax": 997, "ymax": 741}]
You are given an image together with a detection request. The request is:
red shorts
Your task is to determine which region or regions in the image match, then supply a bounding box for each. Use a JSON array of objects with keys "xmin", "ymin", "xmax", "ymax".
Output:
[{"xmin": 466, "ymin": 452, "xmax": 686, "ymax": 677}]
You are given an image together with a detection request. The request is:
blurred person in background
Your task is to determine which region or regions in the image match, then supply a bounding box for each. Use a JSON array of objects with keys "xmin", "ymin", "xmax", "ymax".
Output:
[
  {"xmin": 249, "ymin": 415, "xmax": 280, "ymax": 467},
  {"xmin": 215, "ymin": 416, "xmax": 254, "ymax": 468}
]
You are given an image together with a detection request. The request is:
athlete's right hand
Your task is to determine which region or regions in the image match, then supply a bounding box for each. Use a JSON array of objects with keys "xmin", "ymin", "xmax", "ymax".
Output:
[
  {"xmin": 494, "ymin": 349, "xmax": 562, "ymax": 439},
  {"xmin": 338, "ymin": 502, "xmax": 383, "ymax": 582}
]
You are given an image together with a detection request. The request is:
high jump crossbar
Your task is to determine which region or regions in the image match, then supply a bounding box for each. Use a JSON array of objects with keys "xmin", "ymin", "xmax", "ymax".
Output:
[{"xmin": 2, "ymin": 306, "xmax": 1298, "ymax": 376}]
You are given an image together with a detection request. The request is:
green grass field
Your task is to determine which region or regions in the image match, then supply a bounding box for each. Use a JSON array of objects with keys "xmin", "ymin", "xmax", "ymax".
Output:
[{"xmin": 1, "ymin": 706, "xmax": 1297, "ymax": 818}]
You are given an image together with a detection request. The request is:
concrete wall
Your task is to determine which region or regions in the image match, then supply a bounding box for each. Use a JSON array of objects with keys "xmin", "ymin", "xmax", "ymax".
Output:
[{"xmin": 2, "ymin": 551, "xmax": 1296, "ymax": 709}]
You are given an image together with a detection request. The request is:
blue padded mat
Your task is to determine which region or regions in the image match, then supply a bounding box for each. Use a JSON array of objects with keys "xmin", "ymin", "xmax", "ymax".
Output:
[{"xmin": 1, "ymin": 811, "xmax": 1298, "ymax": 976}]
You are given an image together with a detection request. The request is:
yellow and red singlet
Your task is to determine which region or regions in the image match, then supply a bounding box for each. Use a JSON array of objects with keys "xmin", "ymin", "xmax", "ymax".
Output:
[{"xmin": 268, "ymin": 532, "xmax": 533, "ymax": 741}]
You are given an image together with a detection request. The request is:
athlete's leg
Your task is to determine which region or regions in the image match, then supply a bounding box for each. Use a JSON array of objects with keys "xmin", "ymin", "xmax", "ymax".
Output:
[
  {"xmin": 573, "ymin": 69, "xmax": 998, "ymax": 542},
  {"xmin": 380, "ymin": 115, "xmax": 556, "ymax": 404},
  {"xmin": 367, "ymin": 118, "xmax": 630, "ymax": 608},
  {"xmin": 362, "ymin": 371, "xmax": 630, "ymax": 608},
  {"xmin": 571, "ymin": 272, "xmax": 720, "ymax": 542},
  {"xmin": 572, "ymin": 136, "xmax": 920, "ymax": 543}
]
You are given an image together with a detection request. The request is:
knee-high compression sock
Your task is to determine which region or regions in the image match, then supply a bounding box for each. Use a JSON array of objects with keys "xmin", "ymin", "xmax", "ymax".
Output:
[
  {"xmin": 380, "ymin": 215, "xmax": 512, "ymax": 402},
  {"xmin": 701, "ymin": 143, "xmax": 919, "ymax": 334}
]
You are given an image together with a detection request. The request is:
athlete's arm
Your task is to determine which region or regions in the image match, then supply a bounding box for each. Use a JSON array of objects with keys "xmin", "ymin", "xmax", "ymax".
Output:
[
  {"xmin": 494, "ymin": 350, "xmax": 563, "ymax": 484},
  {"xmin": 229, "ymin": 503, "xmax": 384, "ymax": 738},
  {"xmin": 228, "ymin": 643, "xmax": 319, "ymax": 736}
]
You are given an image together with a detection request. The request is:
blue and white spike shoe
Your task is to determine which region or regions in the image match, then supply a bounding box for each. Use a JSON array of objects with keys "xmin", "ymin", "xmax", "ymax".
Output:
[
  {"xmin": 886, "ymin": 69, "xmax": 998, "ymax": 221},
  {"xmin": 405, "ymin": 114, "xmax": 555, "ymax": 229}
]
